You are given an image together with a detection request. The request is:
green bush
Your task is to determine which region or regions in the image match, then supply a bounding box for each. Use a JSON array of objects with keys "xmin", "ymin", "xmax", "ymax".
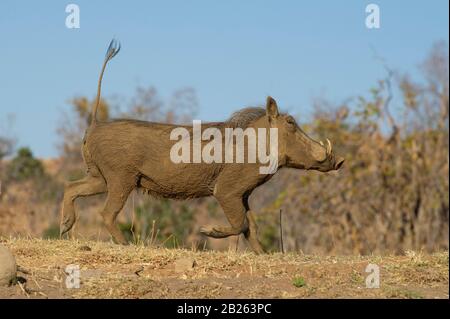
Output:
[
  {"xmin": 122, "ymin": 198, "xmax": 195, "ymax": 248},
  {"xmin": 5, "ymin": 147, "xmax": 62, "ymax": 201},
  {"xmin": 43, "ymin": 224, "xmax": 61, "ymax": 239},
  {"xmin": 7, "ymin": 147, "xmax": 45, "ymax": 181}
]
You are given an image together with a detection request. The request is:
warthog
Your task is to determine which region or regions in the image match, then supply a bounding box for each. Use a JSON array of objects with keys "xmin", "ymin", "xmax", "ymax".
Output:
[{"xmin": 60, "ymin": 40, "xmax": 344, "ymax": 253}]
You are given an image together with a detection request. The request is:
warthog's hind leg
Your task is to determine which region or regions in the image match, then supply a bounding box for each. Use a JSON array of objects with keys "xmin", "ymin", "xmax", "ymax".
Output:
[
  {"xmin": 60, "ymin": 175, "xmax": 106, "ymax": 237},
  {"xmin": 100, "ymin": 177, "xmax": 134, "ymax": 245}
]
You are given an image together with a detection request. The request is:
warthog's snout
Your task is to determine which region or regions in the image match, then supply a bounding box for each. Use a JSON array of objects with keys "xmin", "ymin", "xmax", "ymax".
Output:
[{"xmin": 335, "ymin": 157, "xmax": 345, "ymax": 170}]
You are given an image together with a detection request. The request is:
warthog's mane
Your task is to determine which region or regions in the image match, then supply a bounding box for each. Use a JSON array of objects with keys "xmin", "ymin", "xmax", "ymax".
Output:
[
  {"xmin": 224, "ymin": 107, "xmax": 266, "ymax": 128},
  {"xmin": 108, "ymin": 106, "xmax": 267, "ymax": 129}
]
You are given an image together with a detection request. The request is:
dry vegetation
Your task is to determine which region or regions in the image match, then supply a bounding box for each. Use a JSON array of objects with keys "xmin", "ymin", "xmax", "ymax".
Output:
[
  {"xmin": 0, "ymin": 238, "xmax": 448, "ymax": 299},
  {"xmin": 0, "ymin": 43, "xmax": 448, "ymax": 259}
]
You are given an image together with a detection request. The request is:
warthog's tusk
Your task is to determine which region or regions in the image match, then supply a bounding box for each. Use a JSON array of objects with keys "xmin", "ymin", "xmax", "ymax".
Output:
[
  {"xmin": 326, "ymin": 138, "xmax": 332, "ymax": 156},
  {"xmin": 320, "ymin": 140, "xmax": 324, "ymax": 146}
]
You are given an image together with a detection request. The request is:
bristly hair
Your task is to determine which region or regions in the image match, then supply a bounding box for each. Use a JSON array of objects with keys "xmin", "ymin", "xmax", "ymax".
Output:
[{"xmin": 225, "ymin": 107, "xmax": 266, "ymax": 128}]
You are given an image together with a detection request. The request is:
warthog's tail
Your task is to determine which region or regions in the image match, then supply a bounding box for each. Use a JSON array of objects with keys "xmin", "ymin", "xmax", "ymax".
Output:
[{"xmin": 91, "ymin": 39, "xmax": 121, "ymax": 127}]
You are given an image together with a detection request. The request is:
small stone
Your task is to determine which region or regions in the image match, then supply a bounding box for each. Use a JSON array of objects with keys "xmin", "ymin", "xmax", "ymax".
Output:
[
  {"xmin": 0, "ymin": 245, "xmax": 17, "ymax": 286},
  {"xmin": 174, "ymin": 257, "xmax": 196, "ymax": 273},
  {"xmin": 79, "ymin": 245, "xmax": 92, "ymax": 251}
]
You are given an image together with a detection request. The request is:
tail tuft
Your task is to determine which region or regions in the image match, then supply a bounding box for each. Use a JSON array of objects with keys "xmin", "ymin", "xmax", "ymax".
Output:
[
  {"xmin": 91, "ymin": 39, "xmax": 121, "ymax": 127},
  {"xmin": 106, "ymin": 39, "xmax": 121, "ymax": 61}
]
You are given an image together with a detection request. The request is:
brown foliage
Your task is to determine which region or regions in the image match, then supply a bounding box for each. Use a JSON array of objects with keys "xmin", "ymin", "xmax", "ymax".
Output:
[
  {"xmin": 1, "ymin": 43, "xmax": 448, "ymax": 255},
  {"xmin": 263, "ymin": 43, "xmax": 449, "ymax": 254}
]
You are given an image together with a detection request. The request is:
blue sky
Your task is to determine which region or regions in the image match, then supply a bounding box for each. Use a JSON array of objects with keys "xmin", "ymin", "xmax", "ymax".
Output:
[{"xmin": 0, "ymin": 0, "xmax": 448, "ymax": 158}]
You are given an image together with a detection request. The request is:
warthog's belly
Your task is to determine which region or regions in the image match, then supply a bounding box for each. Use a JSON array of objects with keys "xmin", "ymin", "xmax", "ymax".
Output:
[{"xmin": 138, "ymin": 175, "xmax": 213, "ymax": 200}]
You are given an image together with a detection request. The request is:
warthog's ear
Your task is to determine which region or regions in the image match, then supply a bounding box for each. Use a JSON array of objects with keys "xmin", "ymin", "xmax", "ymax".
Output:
[{"xmin": 266, "ymin": 96, "xmax": 279, "ymax": 121}]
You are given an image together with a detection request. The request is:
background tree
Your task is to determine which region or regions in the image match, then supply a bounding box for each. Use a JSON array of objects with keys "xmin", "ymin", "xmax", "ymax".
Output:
[
  {"xmin": 255, "ymin": 42, "xmax": 449, "ymax": 254},
  {"xmin": 1, "ymin": 43, "xmax": 447, "ymax": 254}
]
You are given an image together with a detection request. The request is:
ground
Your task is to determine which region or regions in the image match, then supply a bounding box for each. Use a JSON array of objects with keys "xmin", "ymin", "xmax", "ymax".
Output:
[{"xmin": 0, "ymin": 238, "xmax": 448, "ymax": 299}]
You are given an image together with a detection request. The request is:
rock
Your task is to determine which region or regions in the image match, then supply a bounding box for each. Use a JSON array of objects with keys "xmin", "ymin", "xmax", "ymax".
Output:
[
  {"xmin": 174, "ymin": 257, "xmax": 196, "ymax": 273},
  {"xmin": 0, "ymin": 245, "xmax": 17, "ymax": 286}
]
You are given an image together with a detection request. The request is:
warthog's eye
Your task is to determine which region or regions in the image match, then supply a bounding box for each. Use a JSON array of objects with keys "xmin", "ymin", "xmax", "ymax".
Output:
[{"xmin": 286, "ymin": 116, "xmax": 296, "ymax": 126}]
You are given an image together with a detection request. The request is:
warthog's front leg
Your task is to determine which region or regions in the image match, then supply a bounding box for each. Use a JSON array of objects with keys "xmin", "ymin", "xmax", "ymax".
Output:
[
  {"xmin": 199, "ymin": 223, "xmax": 247, "ymax": 238},
  {"xmin": 200, "ymin": 193, "xmax": 265, "ymax": 254},
  {"xmin": 243, "ymin": 210, "xmax": 264, "ymax": 254},
  {"xmin": 200, "ymin": 194, "xmax": 248, "ymax": 238},
  {"xmin": 60, "ymin": 175, "xmax": 106, "ymax": 237}
]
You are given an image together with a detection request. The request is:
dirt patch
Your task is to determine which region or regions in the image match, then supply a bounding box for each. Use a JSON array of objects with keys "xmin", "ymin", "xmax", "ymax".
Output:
[{"xmin": 0, "ymin": 238, "xmax": 448, "ymax": 298}]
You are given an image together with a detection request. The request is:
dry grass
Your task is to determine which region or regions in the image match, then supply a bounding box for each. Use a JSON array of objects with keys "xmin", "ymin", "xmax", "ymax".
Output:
[{"xmin": 0, "ymin": 237, "xmax": 448, "ymax": 299}]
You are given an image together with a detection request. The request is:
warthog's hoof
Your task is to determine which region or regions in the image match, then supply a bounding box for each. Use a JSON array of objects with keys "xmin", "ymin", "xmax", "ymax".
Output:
[
  {"xmin": 60, "ymin": 217, "xmax": 75, "ymax": 238},
  {"xmin": 199, "ymin": 225, "xmax": 220, "ymax": 238}
]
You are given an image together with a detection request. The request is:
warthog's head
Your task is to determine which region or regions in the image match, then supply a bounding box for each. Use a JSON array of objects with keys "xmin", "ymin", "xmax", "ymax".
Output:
[{"xmin": 262, "ymin": 96, "xmax": 344, "ymax": 172}]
